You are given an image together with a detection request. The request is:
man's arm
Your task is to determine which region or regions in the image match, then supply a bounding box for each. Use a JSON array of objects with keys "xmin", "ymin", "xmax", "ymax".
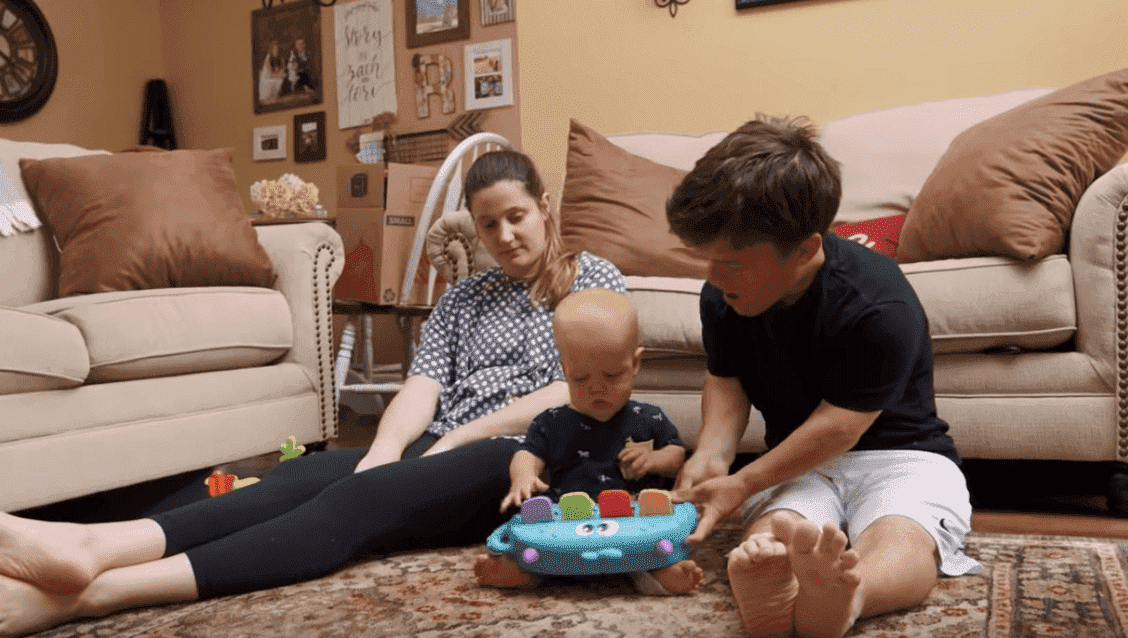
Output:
[
  {"xmin": 683, "ymin": 400, "xmax": 880, "ymax": 543},
  {"xmin": 674, "ymin": 373, "xmax": 753, "ymax": 491}
]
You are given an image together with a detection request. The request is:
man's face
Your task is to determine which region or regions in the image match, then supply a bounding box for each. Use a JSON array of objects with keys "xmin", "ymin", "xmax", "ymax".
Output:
[{"xmin": 699, "ymin": 239, "xmax": 811, "ymax": 317}]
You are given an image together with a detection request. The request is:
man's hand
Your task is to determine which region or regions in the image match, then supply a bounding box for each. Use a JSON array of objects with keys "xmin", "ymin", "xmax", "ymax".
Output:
[
  {"xmin": 673, "ymin": 472, "xmax": 749, "ymax": 544},
  {"xmin": 500, "ymin": 475, "xmax": 549, "ymax": 512},
  {"xmin": 673, "ymin": 449, "xmax": 731, "ymax": 492}
]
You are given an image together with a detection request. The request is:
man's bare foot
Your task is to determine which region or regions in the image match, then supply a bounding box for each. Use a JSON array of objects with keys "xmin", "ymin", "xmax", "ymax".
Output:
[
  {"xmin": 773, "ymin": 517, "xmax": 862, "ymax": 638},
  {"xmin": 727, "ymin": 532, "xmax": 797, "ymax": 637},
  {"xmin": 472, "ymin": 553, "xmax": 542, "ymax": 589},
  {"xmin": 0, "ymin": 574, "xmax": 83, "ymax": 638},
  {"xmin": 651, "ymin": 559, "xmax": 704, "ymax": 593},
  {"xmin": 0, "ymin": 513, "xmax": 96, "ymax": 592}
]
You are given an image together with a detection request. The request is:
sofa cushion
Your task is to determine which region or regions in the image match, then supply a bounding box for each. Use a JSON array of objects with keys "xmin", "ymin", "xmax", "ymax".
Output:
[
  {"xmin": 0, "ymin": 307, "xmax": 89, "ymax": 395},
  {"xmin": 625, "ymin": 253, "xmax": 1075, "ymax": 357},
  {"xmin": 899, "ymin": 67, "xmax": 1128, "ymax": 263},
  {"xmin": 560, "ymin": 119, "xmax": 708, "ymax": 279},
  {"xmin": 19, "ymin": 148, "xmax": 277, "ymax": 297},
  {"xmin": 24, "ymin": 287, "xmax": 293, "ymax": 383}
]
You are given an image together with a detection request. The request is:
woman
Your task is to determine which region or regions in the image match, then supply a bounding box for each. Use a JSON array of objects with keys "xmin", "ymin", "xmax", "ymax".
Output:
[{"xmin": 0, "ymin": 150, "xmax": 625, "ymax": 637}]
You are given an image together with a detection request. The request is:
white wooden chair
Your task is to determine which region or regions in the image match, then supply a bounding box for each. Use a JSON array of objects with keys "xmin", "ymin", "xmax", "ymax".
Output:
[{"xmin": 335, "ymin": 133, "xmax": 513, "ymax": 411}]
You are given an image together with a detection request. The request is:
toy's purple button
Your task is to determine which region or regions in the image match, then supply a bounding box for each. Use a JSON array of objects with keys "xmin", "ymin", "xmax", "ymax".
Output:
[
  {"xmin": 654, "ymin": 539, "xmax": 674, "ymax": 557},
  {"xmin": 522, "ymin": 547, "xmax": 540, "ymax": 564},
  {"xmin": 520, "ymin": 496, "xmax": 553, "ymax": 523}
]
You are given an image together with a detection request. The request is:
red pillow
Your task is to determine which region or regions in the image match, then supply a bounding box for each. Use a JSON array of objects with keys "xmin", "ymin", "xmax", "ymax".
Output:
[{"xmin": 830, "ymin": 214, "xmax": 906, "ymax": 258}]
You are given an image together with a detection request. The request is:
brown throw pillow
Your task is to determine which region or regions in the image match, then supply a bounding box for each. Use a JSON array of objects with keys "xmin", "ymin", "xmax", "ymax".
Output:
[
  {"xmin": 899, "ymin": 67, "xmax": 1128, "ymax": 263},
  {"xmin": 21, "ymin": 148, "xmax": 276, "ymax": 296},
  {"xmin": 560, "ymin": 119, "xmax": 707, "ymax": 278}
]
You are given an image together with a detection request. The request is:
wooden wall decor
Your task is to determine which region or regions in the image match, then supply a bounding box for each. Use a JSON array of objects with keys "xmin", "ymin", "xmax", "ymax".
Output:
[{"xmin": 412, "ymin": 53, "xmax": 455, "ymax": 118}]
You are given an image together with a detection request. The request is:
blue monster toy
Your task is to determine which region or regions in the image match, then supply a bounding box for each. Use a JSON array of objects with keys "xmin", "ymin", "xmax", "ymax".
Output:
[{"xmin": 485, "ymin": 488, "xmax": 697, "ymax": 577}]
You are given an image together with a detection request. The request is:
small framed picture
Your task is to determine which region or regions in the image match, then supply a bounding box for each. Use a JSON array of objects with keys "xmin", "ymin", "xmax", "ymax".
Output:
[
  {"xmin": 406, "ymin": 0, "xmax": 470, "ymax": 49},
  {"xmin": 294, "ymin": 111, "xmax": 327, "ymax": 163},
  {"xmin": 252, "ymin": 125, "xmax": 287, "ymax": 161},
  {"xmin": 464, "ymin": 38, "xmax": 514, "ymax": 111},
  {"xmin": 481, "ymin": 0, "xmax": 514, "ymax": 26}
]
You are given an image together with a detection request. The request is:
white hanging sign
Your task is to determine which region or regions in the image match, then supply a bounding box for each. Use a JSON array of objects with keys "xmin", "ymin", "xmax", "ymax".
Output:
[{"xmin": 335, "ymin": 0, "xmax": 398, "ymax": 129}]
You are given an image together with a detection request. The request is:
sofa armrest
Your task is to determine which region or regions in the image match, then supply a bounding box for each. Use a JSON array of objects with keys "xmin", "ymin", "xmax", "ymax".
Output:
[
  {"xmin": 254, "ymin": 222, "xmax": 345, "ymax": 441},
  {"xmin": 1071, "ymin": 162, "xmax": 1128, "ymax": 456}
]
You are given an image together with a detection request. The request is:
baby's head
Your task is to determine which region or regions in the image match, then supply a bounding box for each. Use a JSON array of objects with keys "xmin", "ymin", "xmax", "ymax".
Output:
[{"xmin": 553, "ymin": 289, "xmax": 643, "ymax": 422}]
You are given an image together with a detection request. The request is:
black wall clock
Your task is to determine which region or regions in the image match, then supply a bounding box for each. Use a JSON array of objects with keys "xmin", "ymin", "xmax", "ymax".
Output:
[{"xmin": 0, "ymin": 0, "xmax": 55, "ymax": 122}]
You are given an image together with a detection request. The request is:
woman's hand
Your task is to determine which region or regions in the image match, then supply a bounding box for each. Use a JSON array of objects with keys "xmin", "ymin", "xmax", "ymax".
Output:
[
  {"xmin": 673, "ymin": 449, "xmax": 731, "ymax": 492},
  {"xmin": 354, "ymin": 443, "xmax": 402, "ymax": 474}
]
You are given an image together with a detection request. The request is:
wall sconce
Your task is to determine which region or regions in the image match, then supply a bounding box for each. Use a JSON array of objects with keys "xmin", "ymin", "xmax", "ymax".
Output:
[{"xmin": 655, "ymin": 0, "xmax": 689, "ymax": 18}]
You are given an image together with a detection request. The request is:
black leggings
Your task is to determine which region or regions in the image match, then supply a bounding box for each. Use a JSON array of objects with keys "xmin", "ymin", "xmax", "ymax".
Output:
[{"xmin": 150, "ymin": 436, "xmax": 520, "ymax": 599}]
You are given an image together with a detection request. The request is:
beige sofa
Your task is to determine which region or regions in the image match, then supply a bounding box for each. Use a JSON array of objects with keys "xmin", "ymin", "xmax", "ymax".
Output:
[
  {"xmin": 0, "ymin": 139, "xmax": 345, "ymax": 513},
  {"xmin": 429, "ymin": 86, "xmax": 1128, "ymax": 502}
]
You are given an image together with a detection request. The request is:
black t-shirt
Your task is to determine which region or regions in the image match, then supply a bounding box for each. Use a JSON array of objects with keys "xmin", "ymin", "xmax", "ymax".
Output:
[
  {"xmin": 520, "ymin": 400, "xmax": 685, "ymax": 500},
  {"xmin": 701, "ymin": 234, "xmax": 959, "ymax": 464}
]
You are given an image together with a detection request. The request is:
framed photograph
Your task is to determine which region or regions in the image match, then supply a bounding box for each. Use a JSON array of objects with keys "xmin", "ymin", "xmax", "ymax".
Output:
[
  {"xmin": 481, "ymin": 0, "xmax": 514, "ymax": 26},
  {"xmin": 464, "ymin": 38, "xmax": 514, "ymax": 111},
  {"xmin": 251, "ymin": 0, "xmax": 323, "ymax": 113},
  {"xmin": 736, "ymin": 0, "xmax": 804, "ymax": 8},
  {"xmin": 294, "ymin": 111, "xmax": 327, "ymax": 163},
  {"xmin": 252, "ymin": 125, "xmax": 287, "ymax": 162},
  {"xmin": 406, "ymin": 0, "xmax": 470, "ymax": 49}
]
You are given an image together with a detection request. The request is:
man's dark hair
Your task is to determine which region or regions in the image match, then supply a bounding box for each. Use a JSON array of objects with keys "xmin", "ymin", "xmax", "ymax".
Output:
[{"xmin": 666, "ymin": 114, "xmax": 842, "ymax": 256}]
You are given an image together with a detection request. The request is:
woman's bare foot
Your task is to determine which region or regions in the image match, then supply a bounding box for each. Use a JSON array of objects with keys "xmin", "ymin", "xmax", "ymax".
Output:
[
  {"xmin": 0, "ymin": 574, "xmax": 83, "ymax": 638},
  {"xmin": 726, "ymin": 532, "xmax": 797, "ymax": 637},
  {"xmin": 773, "ymin": 517, "xmax": 863, "ymax": 638},
  {"xmin": 651, "ymin": 559, "xmax": 703, "ymax": 593},
  {"xmin": 0, "ymin": 513, "xmax": 97, "ymax": 592},
  {"xmin": 472, "ymin": 553, "xmax": 542, "ymax": 588}
]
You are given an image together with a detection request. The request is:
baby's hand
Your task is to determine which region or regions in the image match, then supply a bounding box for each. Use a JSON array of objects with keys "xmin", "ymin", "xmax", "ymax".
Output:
[
  {"xmin": 500, "ymin": 476, "xmax": 549, "ymax": 512},
  {"xmin": 618, "ymin": 439, "xmax": 655, "ymax": 481}
]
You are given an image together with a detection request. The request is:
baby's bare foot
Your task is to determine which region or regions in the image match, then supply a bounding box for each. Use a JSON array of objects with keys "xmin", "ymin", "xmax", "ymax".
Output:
[
  {"xmin": 472, "ymin": 553, "xmax": 541, "ymax": 589},
  {"xmin": 651, "ymin": 559, "xmax": 703, "ymax": 593},
  {"xmin": 773, "ymin": 517, "xmax": 862, "ymax": 638},
  {"xmin": 0, "ymin": 513, "xmax": 97, "ymax": 592},
  {"xmin": 0, "ymin": 574, "xmax": 83, "ymax": 638},
  {"xmin": 727, "ymin": 532, "xmax": 797, "ymax": 637}
]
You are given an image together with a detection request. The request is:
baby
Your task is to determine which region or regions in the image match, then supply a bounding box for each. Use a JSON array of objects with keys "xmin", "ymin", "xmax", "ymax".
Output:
[{"xmin": 474, "ymin": 288, "xmax": 703, "ymax": 594}]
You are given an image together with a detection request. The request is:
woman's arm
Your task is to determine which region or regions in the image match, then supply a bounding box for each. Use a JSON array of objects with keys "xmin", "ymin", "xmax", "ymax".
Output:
[
  {"xmin": 354, "ymin": 374, "xmax": 442, "ymax": 473},
  {"xmin": 420, "ymin": 381, "xmax": 570, "ymax": 456}
]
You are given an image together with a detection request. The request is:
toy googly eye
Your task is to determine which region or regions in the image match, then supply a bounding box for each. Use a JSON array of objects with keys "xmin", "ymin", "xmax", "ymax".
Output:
[
  {"xmin": 596, "ymin": 520, "xmax": 619, "ymax": 536},
  {"xmin": 576, "ymin": 523, "xmax": 595, "ymax": 536}
]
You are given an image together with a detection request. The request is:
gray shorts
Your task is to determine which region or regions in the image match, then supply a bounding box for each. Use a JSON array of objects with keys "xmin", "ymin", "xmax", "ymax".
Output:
[{"xmin": 739, "ymin": 449, "xmax": 981, "ymax": 576}]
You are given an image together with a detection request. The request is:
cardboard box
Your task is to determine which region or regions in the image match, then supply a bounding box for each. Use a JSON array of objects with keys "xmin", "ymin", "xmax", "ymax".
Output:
[
  {"xmin": 337, "ymin": 163, "xmax": 385, "ymax": 209},
  {"xmin": 333, "ymin": 163, "xmax": 440, "ymax": 306}
]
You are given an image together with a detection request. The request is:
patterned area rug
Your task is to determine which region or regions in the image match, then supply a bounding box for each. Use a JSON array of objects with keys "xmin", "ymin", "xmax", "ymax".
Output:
[{"xmin": 29, "ymin": 520, "xmax": 1128, "ymax": 638}]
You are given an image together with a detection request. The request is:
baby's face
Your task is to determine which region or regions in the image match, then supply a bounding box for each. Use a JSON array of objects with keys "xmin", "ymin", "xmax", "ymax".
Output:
[{"xmin": 560, "ymin": 344, "xmax": 640, "ymax": 422}]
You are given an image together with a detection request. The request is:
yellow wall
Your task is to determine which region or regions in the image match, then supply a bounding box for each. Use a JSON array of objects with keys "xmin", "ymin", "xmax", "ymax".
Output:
[
  {"xmin": 519, "ymin": 0, "xmax": 1128, "ymax": 197},
  {"xmin": 0, "ymin": 0, "xmax": 164, "ymax": 150}
]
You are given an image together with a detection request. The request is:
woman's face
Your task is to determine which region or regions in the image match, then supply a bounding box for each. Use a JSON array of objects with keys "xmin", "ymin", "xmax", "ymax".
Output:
[{"xmin": 470, "ymin": 179, "xmax": 550, "ymax": 280}]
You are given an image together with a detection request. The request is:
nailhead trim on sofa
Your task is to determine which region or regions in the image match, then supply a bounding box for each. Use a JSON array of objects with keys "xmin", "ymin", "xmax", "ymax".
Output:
[
  {"xmin": 315, "ymin": 241, "xmax": 339, "ymax": 441},
  {"xmin": 1117, "ymin": 198, "xmax": 1128, "ymax": 460}
]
